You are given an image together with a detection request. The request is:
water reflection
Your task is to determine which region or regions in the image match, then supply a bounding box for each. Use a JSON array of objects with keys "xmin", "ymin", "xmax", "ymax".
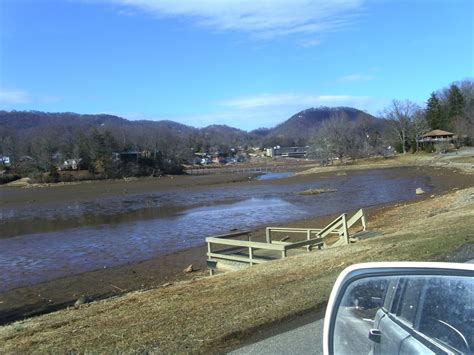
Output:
[
  {"xmin": 0, "ymin": 197, "xmax": 307, "ymax": 290},
  {"xmin": 255, "ymin": 172, "xmax": 295, "ymax": 180}
]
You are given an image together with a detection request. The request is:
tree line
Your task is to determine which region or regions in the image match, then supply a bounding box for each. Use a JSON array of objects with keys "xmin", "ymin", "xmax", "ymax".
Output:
[
  {"xmin": 311, "ymin": 79, "xmax": 473, "ymax": 161},
  {"xmin": 0, "ymin": 113, "xmax": 260, "ymax": 182},
  {"xmin": 0, "ymin": 79, "xmax": 472, "ymax": 183}
]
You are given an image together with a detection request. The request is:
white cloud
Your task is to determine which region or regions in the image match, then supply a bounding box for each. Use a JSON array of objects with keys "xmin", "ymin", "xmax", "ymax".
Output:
[
  {"xmin": 339, "ymin": 73, "xmax": 375, "ymax": 81},
  {"xmin": 97, "ymin": 0, "xmax": 365, "ymax": 40},
  {"xmin": 39, "ymin": 95, "xmax": 63, "ymax": 103},
  {"xmin": 0, "ymin": 89, "xmax": 31, "ymax": 105},
  {"xmin": 219, "ymin": 92, "xmax": 372, "ymax": 109},
  {"xmin": 123, "ymin": 92, "xmax": 385, "ymax": 131},
  {"xmin": 299, "ymin": 38, "xmax": 322, "ymax": 47},
  {"xmin": 0, "ymin": 88, "xmax": 63, "ymax": 106}
]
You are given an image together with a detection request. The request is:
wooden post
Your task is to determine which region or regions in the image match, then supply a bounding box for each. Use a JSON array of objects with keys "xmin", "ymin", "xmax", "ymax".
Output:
[
  {"xmin": 342, "ymin": 213, "xmax": 349, "ymax": 245},
  {"xmin": 306, "ymin": 229, "xmax": 311, "ymax": 252},
  {"xmin": 266, "ymin": 228, "xmax": 272, "ymax": 243},
  {"xmin": 282, "ymin": 249, "xmax": 287, "ymax": 258},
  {"xmin": 207, "ymin": 240, "xmax": 214, "ymax": 276},
  {"xmin": 249, "ymin": 246, "xmax": 253, "ymax": 266},
  {"xmin": 361, "ymin": 210, "xmax": 367, "ymax": 231}
]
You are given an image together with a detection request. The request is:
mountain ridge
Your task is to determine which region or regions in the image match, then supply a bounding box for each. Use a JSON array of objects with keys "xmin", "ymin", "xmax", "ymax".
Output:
[{"xmin": 0, "ymin": 107, "xmax": 377, "ymax": 137}]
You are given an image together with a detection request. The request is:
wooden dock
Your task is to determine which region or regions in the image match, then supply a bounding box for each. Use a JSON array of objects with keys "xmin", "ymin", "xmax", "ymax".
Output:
[{"xmin": 206, "ymin": 208, "xmax": 372, "ymax": 274}]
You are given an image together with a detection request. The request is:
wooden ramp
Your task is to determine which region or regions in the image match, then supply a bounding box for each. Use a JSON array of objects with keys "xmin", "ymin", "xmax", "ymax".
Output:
[{"xmin": 206, "ymin": 208, "xmax": 374, "ymax": 274}]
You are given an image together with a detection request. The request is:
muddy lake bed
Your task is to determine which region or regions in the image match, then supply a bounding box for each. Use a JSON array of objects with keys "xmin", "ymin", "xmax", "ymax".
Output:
[{"xmin": 0, "ymin": 168, "xmax": 434, "ymax": 292}]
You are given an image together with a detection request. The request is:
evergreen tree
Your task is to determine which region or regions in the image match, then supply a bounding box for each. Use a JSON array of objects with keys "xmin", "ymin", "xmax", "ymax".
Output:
[
  {"xmin": 425, "ymin": 93, "xmax": 445, "ymax": 130},
  {"xmin": 447, "ymin": 84, "xmax": 465, "ymax": 119}
]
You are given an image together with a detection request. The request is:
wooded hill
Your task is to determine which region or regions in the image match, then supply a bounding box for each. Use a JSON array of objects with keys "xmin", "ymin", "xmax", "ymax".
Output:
[
  {"xmin": 0, "ymin": 106, "xmax": 388, "ymax": 180},
  {"xmin": 0, "ymin": 106, "xmax": 379, "ymax": 153}
]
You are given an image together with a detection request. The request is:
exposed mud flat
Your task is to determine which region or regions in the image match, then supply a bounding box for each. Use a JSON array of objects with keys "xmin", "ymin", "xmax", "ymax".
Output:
[{"xmin": 1, "ymin": 168, "xmax": 432, "ymax": 291}]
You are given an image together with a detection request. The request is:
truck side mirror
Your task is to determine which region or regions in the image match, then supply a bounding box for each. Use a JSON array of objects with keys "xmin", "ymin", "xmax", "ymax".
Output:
[{"xmin": 323, "ymin": 262, "xmax": 474, "ymax": 355}]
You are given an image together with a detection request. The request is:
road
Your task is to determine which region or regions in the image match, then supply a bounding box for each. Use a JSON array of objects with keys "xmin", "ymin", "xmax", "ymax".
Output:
[
  {"xmin": 230, "ymin": 308, "xmax": 373, "ymax": 355},
  {"xmin": 229, "ymin": 313, "xmax": 325, "ymax": 355},
  {"xmin": 231, "ymin": 259, "xmax": 474, "ymax": 354}
]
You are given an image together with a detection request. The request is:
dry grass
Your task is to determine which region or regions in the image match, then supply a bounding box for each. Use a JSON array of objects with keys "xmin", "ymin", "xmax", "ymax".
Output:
[
  {"xmin": 298, "ymin": 150, "xmax": 474, "ymax": 175},
  {"xmin": 450, "ymin": 156, "xmax": 474, "ymax": 163},
  {"xmin": 0, "ymin": 188, "xmax": 473, "ymax": 354}
]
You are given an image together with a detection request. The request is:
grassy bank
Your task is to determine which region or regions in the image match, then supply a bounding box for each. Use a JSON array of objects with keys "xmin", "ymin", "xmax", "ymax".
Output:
[
  {"xmin": 298, "ymin": 148, "xmax": 474, "ymax": 175},
  {"xmin": 0, "ymin": 187, "xmax": 472, "ymax": 354}
]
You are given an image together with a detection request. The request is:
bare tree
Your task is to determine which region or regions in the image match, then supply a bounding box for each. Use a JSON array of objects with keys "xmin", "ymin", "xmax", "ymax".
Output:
[
  {"xmin": 311, "ymin": 112, "xmax": 363, "ymax": 163},
  {"xmin": 382, "ymin": 100, "xmax": 420, "ymax": 154},
  {"xmin": 411, "ymin": 109, "xmax": 430, "ymax": 151}
]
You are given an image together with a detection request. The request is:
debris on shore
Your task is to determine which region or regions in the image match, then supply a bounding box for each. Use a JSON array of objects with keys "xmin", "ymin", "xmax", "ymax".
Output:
[
  {"xmin": 183, "ymin": 264, "xmax": 194, "ymax": 273},
  {"xmin": 416, "ymin": 187, "xmax": 426, "ymax": 195},
  {"xmin": 297, "ymin": 188, "xmax": 337, "ymax": 195},
  {"xmin": 74, "ymin": 295, "xmax": 92, "ymax": 308}
]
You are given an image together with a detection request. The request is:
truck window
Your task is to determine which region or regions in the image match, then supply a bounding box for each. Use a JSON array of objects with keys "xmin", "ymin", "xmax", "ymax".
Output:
[
  {"xmin": 383, "ymin": 279, "xmax": 399, "ymax": 311},
  {"xmin": 396, "ymin": 278, "xmax": 424, "ymax": 325},
  {"xmin": 417, "ymin": 277, "xmax": 473, "ymax": 353}
]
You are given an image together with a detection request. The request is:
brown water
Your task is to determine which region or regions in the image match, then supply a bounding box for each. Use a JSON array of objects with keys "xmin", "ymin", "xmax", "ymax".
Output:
[{"xmin": 0, "ymin": 169, "xmax": 431, "ymax": 291}]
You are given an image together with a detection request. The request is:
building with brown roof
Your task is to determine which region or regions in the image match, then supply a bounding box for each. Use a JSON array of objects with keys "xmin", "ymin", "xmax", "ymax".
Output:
[{"xmin": 418, "ymin": 129, "xmax": 455, "ymax": 144}]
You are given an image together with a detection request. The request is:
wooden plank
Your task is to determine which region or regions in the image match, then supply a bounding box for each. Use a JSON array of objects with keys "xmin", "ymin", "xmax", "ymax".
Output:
[
  {"xmin": 205, "ymin": 237, "xmax": 285, "ymax": 251},
  {"xmin": 270, "ymin": 241, "xmax": 292, "ymax": 245},
  {"xmin": 207, "ymin": 253, "xmax": 267, "ymax": 264},
  {"xmin": 346, "ymin": 209, "xmax": 364, "ymax": 229},
  {"xmin": 316, "ymin": 214, "xmax": 344, "ymax": 239},
  {"xmin": 211, "ymin": 230, "xmax": 252, "ymax": 239},
  {"xmin": 284, "ymin": 239, "xmax": 324, "ymax": 250},
  {"xmin": 266, "ymin": 227, "xmax": 323, "ymax": 234}
]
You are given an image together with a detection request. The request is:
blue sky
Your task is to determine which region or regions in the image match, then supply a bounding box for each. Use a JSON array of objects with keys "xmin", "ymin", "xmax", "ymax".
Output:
[{"xmin": 0, "ymin": 0, "xmax": 473, "ymax": 130}]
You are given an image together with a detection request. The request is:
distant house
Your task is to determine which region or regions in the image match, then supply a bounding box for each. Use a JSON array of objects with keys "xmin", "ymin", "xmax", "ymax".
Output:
[
  {"xmin": 113, "ymin": 151, "xmax": 140, "ymax": 163},
  {"xmin": 266, "ymin": 146, "xmax": 308, "ymax": 158},
  {"xmin": 112, "ymin": 150, "xmax": 159, "ymax": 163},
  {"xmin": 60, "ymin": 158, "xmax": 82, "ymax": 171},
  {"xmin": 418, "ymin": 130, "xmax": 455, "ymax": 144},
  {"xmin": 212, "ymin": 156, "xmax": 226, "ymax": 164},
  {"xmin": 200, "ymin": 157, "xmax": 212, "ymax": 165},
  {"xmin": 193, "ymin": 152, "xmax": 212, "ymax": 165},
  {"xmin": 0, "ymin": 156, "xmax": 11, "ymax": 166}
]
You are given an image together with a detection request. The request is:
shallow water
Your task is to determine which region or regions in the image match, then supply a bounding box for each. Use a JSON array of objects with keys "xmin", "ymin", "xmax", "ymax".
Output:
[
  {"xmin": 255, "ymin": 172, "xmax": 295, "ymax": 180},
  {"xmin": 0, "ymin": 169, "xmax": 431, "ymax": 291}
]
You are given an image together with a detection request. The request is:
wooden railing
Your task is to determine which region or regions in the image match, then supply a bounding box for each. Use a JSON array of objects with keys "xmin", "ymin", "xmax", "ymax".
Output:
[
  {"xmin": 184, "ymin": 161, "xmax": 315, "ymax": 175},
  {"xmin": 266, "ymin": 209, "xmax": 366, "ymax": 248},
  {"xmin": 206, "ymin": 209, "xmax": 366, "ymax": 273},
  {"xmin": 206, "ymin": 230, "xmax": 325, "ymax": 269}
]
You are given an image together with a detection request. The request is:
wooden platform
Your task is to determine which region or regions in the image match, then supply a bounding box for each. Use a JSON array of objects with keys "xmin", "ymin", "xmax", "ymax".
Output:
[{"xmin": 206, "ymin": 209, "xmax": 372, "ymax": 274}]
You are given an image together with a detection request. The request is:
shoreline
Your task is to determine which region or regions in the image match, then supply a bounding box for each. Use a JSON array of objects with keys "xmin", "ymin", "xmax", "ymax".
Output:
[
  {"xmin": 0, "ymin": 163, "xmax": 472, "ymax": 324},
  {"xmin": 1, "ymin": 183, "xmax": 472, "ymax": 353}
]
